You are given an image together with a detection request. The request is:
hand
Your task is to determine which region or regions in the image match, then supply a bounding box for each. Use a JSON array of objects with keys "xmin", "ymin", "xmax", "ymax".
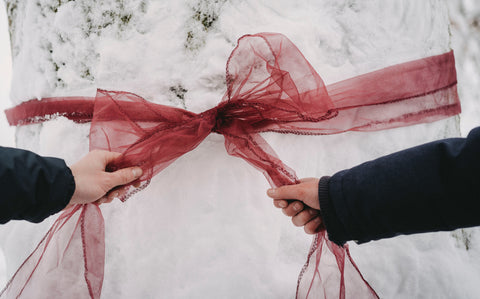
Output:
[
  {"xmin": 267, "ymin": 178, "xmax": 324, "ymax": 234},
  {"xmin": 68, "ymin": 150, "xmax": 143, "ymax": 207}
]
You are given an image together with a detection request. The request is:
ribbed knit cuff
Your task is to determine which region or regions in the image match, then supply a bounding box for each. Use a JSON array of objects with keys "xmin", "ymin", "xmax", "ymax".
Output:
[{"xmin": 318, "ymin": 176, "xmax": 350, "ymax": 246}]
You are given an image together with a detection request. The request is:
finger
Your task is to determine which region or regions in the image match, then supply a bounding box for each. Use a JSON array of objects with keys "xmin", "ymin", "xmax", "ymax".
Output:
[
  {"xmin": 106, "ymin": 167, "xmax": 143, "ymax": 189},
  {"xmin": 96, "ymin": 195, "xmax": 108, "ymax": 205},
  {"xmin": 98, "ymin": 179, "xmax": 142, "ymax": 205},
  {"xmin": 273, "ymin": 199, "xmax": 288, "ymax": 208},
  {"xmin": 292, "ymin": 208, "xmax": 318, "ymax": 227},
  {"xmin": 304, "ymin": 217, "xmax": 323, "ymax": 234},
  {"xmin": 97, "ymin": 196, "xmax": 116, "ymax": 205},
  {"xmin": 282, "ymin": 201, "xmax": 304, "ymax": 217},
  {"xmin": 98, "ymin": 186, "xmax": 126, "ymax": 204},
  {"xmin": 267, "ymin": 184, "xmax": 306, "ymax": 201},
  {"xmin": 106, "ymin": 188, "xmax": 123, "ymax": 203},
  {"xmin": 98, "ymin": 150, "xmax": 123, "ymax": 165}
]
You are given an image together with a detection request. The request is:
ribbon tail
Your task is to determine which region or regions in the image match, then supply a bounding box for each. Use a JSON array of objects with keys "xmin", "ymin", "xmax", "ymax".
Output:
[
  {"xmin": 296, "ymin": 231, "xmax": 379, "ymax": 299},
  {"xmin": 222, "ymin": 128, "xmax": 379, "ymax": 299},
  {"xmin": 0, "ymin": 204, "xmax": 105, "ymax": 299},
  {"xmin": 223, "ymin": 130, "xmax": 298, "ymax": 187},
  {"xmin": 324, "ymin": 50, "xmax": 461, "ymax": 133},
  {"xmin": 81, "ymin": 204, "xmax": 106, "ymax": 299}
]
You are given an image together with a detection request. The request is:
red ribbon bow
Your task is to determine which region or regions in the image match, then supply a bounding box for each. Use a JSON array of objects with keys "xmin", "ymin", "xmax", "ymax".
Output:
[{"xmin": 2, "ymin": 33, "xmax": 460, "ymax": 299}]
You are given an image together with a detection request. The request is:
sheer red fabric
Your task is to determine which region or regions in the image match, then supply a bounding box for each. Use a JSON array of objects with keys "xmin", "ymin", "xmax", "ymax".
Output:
[
  {"xmin": 3, "ymin": 33, "xmax": 460, "ymax": 299},
  {"xmin": 0, "ymin": 205, "xmax": 104, "ymax": 299}
]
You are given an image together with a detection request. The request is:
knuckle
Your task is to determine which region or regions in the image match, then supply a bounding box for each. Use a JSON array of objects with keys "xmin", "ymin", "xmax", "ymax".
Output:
[
  {"xmin": 119, "ymin": 171, "xmax": 131, "ymax": 184},
  {"xmin": 91, "ymin": 149, "xmax": 102, "ymax": 156},
  {"xmin": 298, "ymin": 211, "xmax": 309, "ymax": 222},
  {"xmin": 297, "ymin": 188, "xmax": 306, "ymax": 199},
  {"xmin": 277, "ymin": 186, "xmax": 292, "ymax": 198},
  {"xmin": 302, "ymin": 210, "xmax": 313, "ymax": 223},
  {"xmin": 102, "ymin": 175, "xmax": 116, "ymax": 189},
  {"xmin": 284, "ymin": 206, "xmax": 296, "ymax": 217},
  {"xmin": 292, "ymin": 211, "xmax": 308, "ymax": 227},
  {"xmin": 106, "ymin": 173, "xmax": 116, "ymax": 184}
]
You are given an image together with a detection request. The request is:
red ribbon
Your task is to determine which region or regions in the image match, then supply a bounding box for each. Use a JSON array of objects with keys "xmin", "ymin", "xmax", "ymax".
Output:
[{"xmin": 2, "ymin": 33, "xmax": 460, "ymax": 299}]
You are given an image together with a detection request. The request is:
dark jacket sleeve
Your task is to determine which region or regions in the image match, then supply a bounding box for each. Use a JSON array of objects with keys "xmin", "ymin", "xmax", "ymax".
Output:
[
  {"xmin": 0, "ymin": 147, "xmax": 75, "ymax": 224},
  {"xmin": 319, "ymin": 126, "xmax": 480, "ymax": 246}
]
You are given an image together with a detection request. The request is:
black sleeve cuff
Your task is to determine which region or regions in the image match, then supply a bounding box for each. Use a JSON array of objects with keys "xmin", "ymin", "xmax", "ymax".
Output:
[
  {"xmin": 40, "ymin": 159, "xmax": 76, "ymax": 219},
  {"xmin": 26, "ymin": 157, "xmax": 75, "ymax": 223},
  {"xmin": 1, "ymin": 147, "xmax": 75, "ymax": 224},
  {"xmin": 318, "ymin": 176, "xmax": 351, "ymax": 246}
]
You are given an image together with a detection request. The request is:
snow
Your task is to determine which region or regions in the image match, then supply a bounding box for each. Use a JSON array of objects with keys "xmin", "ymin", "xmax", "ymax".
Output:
[
  {"xmin": 0, "ymin": 1, "xmax": 13, "ymax": 289},
  {"xmin": 0, "ymin": 2, "xmax": 13, "ymax": 147},
  {"xmin": 0, "ymin": 0, "xmax": 479, "ymax": 298},
  {"xmin": 447, "ymin": 0, "xmax": 480, "ymax": 135}
]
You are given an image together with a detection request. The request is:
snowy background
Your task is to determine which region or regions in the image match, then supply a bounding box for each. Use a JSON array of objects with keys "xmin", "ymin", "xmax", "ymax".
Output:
[
  {"xmin": 0, "ymin": 0, "xmax": 14, "ymax": 287},
  {"xmin": 0, "ymin": 1, "xmax": 13, "ymax": 147},
  {"xmin": 0, "ymin": 1, "xmax": 480, "ymax": 298}
]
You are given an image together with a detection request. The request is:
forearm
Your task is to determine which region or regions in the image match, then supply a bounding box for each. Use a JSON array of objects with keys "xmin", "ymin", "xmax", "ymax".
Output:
[
  {"xmin": 0, "ymin": 147, "xmax": 75, "ymax": 223},
  {"xmin": 320, "ymin": 127, "xmax": 480, "ymax": 246}
]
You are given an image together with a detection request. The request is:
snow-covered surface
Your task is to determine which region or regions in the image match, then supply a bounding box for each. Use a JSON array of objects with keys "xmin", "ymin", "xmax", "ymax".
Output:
[
  {"xmin": 448, "ymin": 0, "xmax": 480, "ymax": 135},
  {"xmin": 0, "ymin": 0, "xmax": 479, "ymax": 298},
  {"xmin": 0, "ymin": 1, "xmax": 13, "ymax": 288},
  {"xmin": 0, "ymin": 1, "xmax": 13, "ymax": 147}
]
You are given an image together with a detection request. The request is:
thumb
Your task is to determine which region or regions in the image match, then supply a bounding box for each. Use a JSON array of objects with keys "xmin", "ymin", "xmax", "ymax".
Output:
[
  {"xmin": 106, "ymin": 166, "xmax": 143, "ymax": 189},
  {"xmin": 267, "ymin": 184, "xmax": 305, "ymax": 201}
]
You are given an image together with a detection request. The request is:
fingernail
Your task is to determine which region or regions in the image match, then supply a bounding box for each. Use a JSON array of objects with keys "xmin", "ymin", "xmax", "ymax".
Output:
[
  {"xmin": 314, "ymin": 217, "xmax": 321, "ymax": 223},
  {"xmin": 279, "ymin": 201, "xmax": 287, "ymax": 208},
  {"xmin": 113, "ymin": 192, "xmax": 119, "ymax": 198},
  {"xmin": 309, "ymin": 209, "xmax": 317, "ymax": 215},
  {"xmin": 293, "ymin": 203, "xmax": 301, "ymax": 211},
  {"xmin": 132, "ymin": 167, "xmax": 142, "ymax": 178},
  {"xmin": 267, "ymin": 188, "xmax": 276, "ymax": 196}
]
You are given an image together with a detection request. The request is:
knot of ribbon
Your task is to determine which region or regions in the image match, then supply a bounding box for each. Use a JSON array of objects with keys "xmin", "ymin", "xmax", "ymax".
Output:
[
  {"xmin": 2, "ymin": 32, "xmax": 460, "ymax": 299},
  {"xmin": 91, "ymin": 33, "xmax": 340, "ymax": 193}
]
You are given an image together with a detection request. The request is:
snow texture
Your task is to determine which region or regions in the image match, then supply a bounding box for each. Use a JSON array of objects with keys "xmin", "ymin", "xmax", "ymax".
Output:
[
  {"xmin": 0, "ymin": 1, "xmax": 13, "ymax": 147},
  {"xmin": 0, "ymin": 0, "xmax": 480, "ymax": 298}
]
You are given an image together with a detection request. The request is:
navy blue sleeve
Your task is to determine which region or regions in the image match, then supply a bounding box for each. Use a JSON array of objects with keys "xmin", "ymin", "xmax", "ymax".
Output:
[
  {"xmin": 0, "ymin": 147, "xmax": 75, "ymax": 224},
  {"xmin": 319, "ymin": 126, "xmax": 480, "ymax": 246}
]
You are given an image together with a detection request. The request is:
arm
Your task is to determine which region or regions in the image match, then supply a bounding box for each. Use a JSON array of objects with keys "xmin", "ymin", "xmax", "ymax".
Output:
[
  {"xmin": 0, "ymin": 147, "xmax": 142, "ymax": 224},
  {"xmin": 0, "ymin": 147, "xmax": 74, "ymax": 223},
  {"xmin": 267, "ymin": 126, "xmax": 480, "ymax": 246}
]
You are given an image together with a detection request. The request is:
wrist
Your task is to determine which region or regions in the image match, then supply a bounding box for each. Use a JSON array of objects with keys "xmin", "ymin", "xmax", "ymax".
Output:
[{"xmin": 317, "ymin": 176, "xmax": 351, "ymax": 246}]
